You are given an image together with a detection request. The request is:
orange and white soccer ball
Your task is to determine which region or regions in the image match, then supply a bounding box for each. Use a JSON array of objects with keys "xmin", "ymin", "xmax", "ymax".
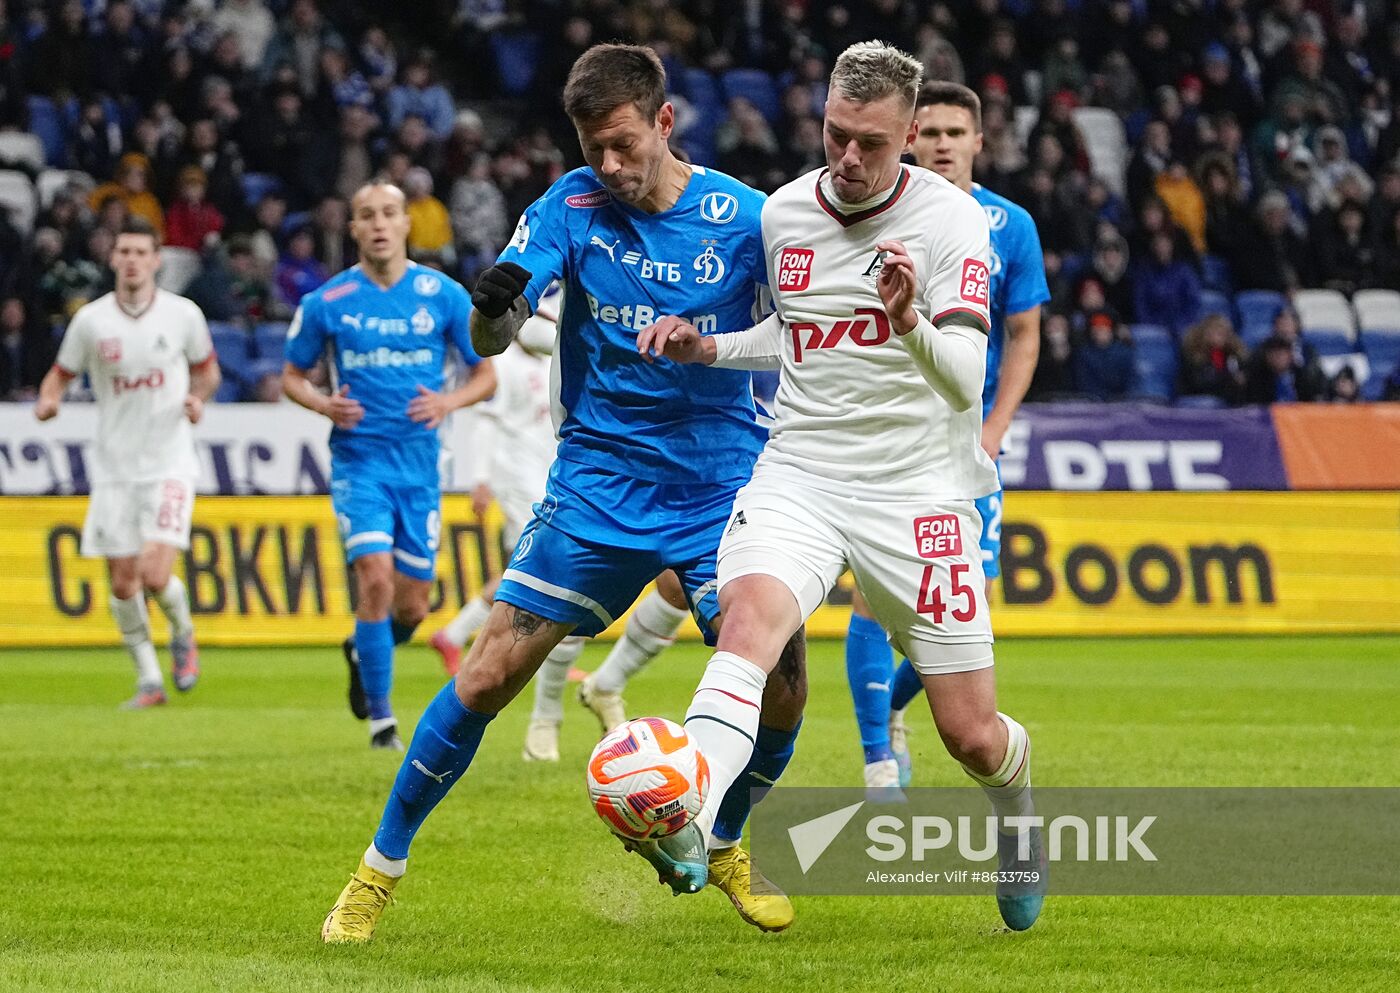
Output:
[{"xmin": 586, "ymin": 717, "xmax": 710, "ymax": 840}]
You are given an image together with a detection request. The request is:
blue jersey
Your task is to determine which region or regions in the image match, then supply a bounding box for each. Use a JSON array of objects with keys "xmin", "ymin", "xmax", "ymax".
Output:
[
  {"xmin": 971, "ymin": 184, "xmax": 1050, "ymax": 413},
  {"xmin": 285, "ymin": 262, "xmax": 481, "ymax": 482},
  {"xmin": 500, "ymin": 166, "xmax": 768, "ymax": 485}
]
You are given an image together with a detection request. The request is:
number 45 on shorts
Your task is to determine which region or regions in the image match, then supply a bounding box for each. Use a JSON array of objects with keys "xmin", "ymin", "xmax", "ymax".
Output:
[{"xmin": 911, "ymin": 514, "xmax": 977, "ymax": 623}]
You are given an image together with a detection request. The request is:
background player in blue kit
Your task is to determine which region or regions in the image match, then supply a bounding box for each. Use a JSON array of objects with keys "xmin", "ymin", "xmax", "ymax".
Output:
[
  {"xmin": 321, "ymin": 44, "xmax": 804, "ymax": 943},
  {"xmin": 844, "ymin": 82, "xmax": 1051, "ymax": 791},
  {"xmin": 282, "ymin": 181, "xmax": 496, "ymax": 750}
]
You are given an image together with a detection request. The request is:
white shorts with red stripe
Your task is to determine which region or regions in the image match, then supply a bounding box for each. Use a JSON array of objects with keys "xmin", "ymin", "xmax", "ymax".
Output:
[{"xmin": 81, "ymin": 478, "xmax": 195, "ymax": 559}]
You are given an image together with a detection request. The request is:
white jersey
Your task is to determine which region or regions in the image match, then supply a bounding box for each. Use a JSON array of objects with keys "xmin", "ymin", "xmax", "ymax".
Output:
[
  {"xmin": 726, "ymin": 165, "xmax": 998, "ymax": 499},
  {"xmin": 467, "ymin": 341, "xmax": 556, "ymax": 508},
  {"xmin": 55, "ymin": 289, "xmax": 213, "ymax": 484}
]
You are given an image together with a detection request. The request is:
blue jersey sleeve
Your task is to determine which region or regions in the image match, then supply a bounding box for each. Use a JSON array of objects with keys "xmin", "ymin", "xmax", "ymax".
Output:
[
  {"xmin": 1002, "ymin": 208, "xmax": 1051, "ymax": 317},
  {"xmin": 444, "ymin": 281, "xmax": 481, "ymax": 367},
  {"xmin": 498, "ymin": 192, "xmax": 569, "ymax": 313},
  {"xmin": 284, "ymin": 295, "xmax": 327, "ymax": 370}
]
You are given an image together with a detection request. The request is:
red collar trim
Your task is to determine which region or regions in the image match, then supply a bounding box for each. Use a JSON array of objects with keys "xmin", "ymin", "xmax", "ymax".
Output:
[{"xmin": 814, "ymin": 168, "xmax": 910, "ymax": 227}]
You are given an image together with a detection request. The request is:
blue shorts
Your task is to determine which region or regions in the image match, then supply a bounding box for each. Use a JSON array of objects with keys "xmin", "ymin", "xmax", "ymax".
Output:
[
  {"xmin": 974, "ymin": 485, "xmax": 1003, "ymax": 579},
  {"xmin": 495, "ymin": 460, "xmax": 743, "ymax": 642},
  {"xmin": 330, "ymin": 473, "xmax": 441, "ymax": 581}
]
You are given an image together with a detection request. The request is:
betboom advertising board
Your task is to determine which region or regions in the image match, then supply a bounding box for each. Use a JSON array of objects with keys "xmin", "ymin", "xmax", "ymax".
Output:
[{"xmin": 1, "ymin": 492, "xmax": 1396, "ymax": 647}]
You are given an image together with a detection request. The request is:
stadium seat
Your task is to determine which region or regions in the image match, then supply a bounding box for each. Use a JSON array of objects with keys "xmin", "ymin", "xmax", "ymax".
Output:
[
  {"xmin": 1352, "ymin": 289, "xmax": 1400, "ymax": 336},
  {"xmin": 36, "ymin": 168, "xmax": 94, "ymax": 209},
  {"xmin": 1293, "ymin": 288, "xmax": 1356, "ymax": 336},
  {"xmin": 1304, "ymin": 328, "xmax": 1357, "ymax": 357},
  {"xmin": 1131, "ymin": 328, "xmax": 1178, "ymax": 401},
  {"xmin": 1236, "ymin": 290, "xmax": 1285, "ymax": 342},
  {"xmin": 1361, "ymin": 332, "xmax": 1400, "ymax": 385},
  {"xmin": 0, "ymin": 131, "xmax": 45, "ymax": 174},
  {"xmin": 210, "ymin": 322, "xmax": 251, "ymax": 366},
  {"xmin": 679, "ymin": 68, "xmax": 724, "ymax": 165},
  {"xmin": 720, "ymin": 68, "xmax": 781, "ymax": 125},
  {"xmin": 156, "ymin": 246, "xmax": 201, "ymax": 294},
  {"xmin": 25, "ymin": 95, "xmax": 68, "ymax": 166},
  {"xmin": 1200, "ymin": 254, "xmax": 1233, "ymax": 293},
  {"xmin": 254, "ymin": 323, "xmax": 289, "ymax": 364},
  {"xmin": 1199, "ymin": 289, "xmax": 1233, "ymax": 325},
  {"xmin": 490, "ymin": 32, "xmax": 540, "ymax": 96},
  {"xmin": 241, "ymin": 172, "xmax": 284, "ymax": 209},
  {"xmin": 214, "ymin": 377, "xmax": 242, "ymax": 404},
  {"xmin": 0, "ymin": 169, "xmax": 37, "ymax": 235}
]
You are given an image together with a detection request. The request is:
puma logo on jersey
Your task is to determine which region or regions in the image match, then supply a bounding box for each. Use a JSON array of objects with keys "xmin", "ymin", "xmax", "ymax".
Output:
[
  {"xmin": 340, "ymin": 313, "xmax": 363, "ymax": 331},
  {"xmin": 590, "ymin": 236, "xmax": 619, "ymax": 262}
]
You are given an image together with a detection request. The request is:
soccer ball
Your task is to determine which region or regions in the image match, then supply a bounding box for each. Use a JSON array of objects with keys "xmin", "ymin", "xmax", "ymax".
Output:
[{"xmin": 586, "ymin": 717, "xmax": 709, "ymax": 840}]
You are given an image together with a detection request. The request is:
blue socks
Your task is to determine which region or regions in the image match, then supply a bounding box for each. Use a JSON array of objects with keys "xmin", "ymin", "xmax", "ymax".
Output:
[
  {"xmin": 846, "ymin": 613, "xmax": 894, "ymax": 764},
  {"xmin": 712, "ymin": 721, "xmax": 800, "ymax": 844},
  {"xmin": 890, "ymin": 657, "xmax": 923, "ymax": 713},
  {"xmin": 355, "ymin": 617, "xmax": 395, "ymax": 720},
  {"xmin": 373, "ymin": 681, "xmax": 494, "ymax": 860}
]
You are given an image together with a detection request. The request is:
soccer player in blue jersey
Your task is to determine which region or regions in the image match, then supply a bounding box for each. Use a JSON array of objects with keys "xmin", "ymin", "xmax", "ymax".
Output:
[
  {"xmin": 844, "ymin": 81, "xmax": 1050, "ymax": 791},
  {"xmin": 321, "ymin": 44, "xmax": 804, "ymax": 942},
  {"xmin": 282, "ymin": 181, "xmax": 496, "ymax": 750}
]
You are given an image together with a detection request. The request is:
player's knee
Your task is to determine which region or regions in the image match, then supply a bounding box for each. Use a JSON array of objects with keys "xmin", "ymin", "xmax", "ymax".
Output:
[
  {"xmin": 393, "ymin": 601, "xmax": 429, "ymax": 630},
  {"xmin": 453, "ymin": 638, "xmax": 528, "ymax": 712},
  {"xmin": 110, "ymin": 575, "xmax": 141, "ymax": 600},
  {"xmin": 140, "ymin": 567, "xmax": 170, "ymax": 596},
  {"xmin": 937, "ymin": 716, "xmax": 1003, "ymax": 772}
]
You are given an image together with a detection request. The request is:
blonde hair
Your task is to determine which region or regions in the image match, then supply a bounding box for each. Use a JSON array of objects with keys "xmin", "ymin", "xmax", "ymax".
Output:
[{"xmin": 830, "ymin": 41, "xmax": 923, "ymax": 109}]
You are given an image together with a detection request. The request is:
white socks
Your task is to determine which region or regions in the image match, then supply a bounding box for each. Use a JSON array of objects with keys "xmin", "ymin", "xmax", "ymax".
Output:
[
  {"xmin": 590, "ymin": 590, "xmax": 689, "ymax": 693},
  {"xmin": 111, "ymin": 593, "xmax": 161, "ymax": 688},
  {"xmin": 442, "ymin": 596, "xmax": 492, "ymax": 647},
  {"xmin": 964, "ymin": 712, "xmax": 1034, "ymax": 828},
  {"xmin": 364, "ymin": 843, "xmax": 407, "ymax": 878},
  {"xmin": 531, "ymin": 637, "xmax": 584, "ymax": 724},
  {"xmin": 152, "ymin": 576, "xmax": 193, "ymax": 638},
  {"xmin": 684, "ymin": 651, "xmax": 767, "ymax": 840}
]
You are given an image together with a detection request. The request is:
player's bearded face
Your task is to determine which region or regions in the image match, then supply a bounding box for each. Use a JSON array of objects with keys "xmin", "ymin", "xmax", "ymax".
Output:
[
  {"xmin": 576, "ymin": 103, "xmax": 671, "ymax": 205},
  {"xmin": 912, "ymin": 104, "xmax": 982, "ymax": 189},
  {"xmin": 109, "ymin": 235, "xmax": 160, "ymax": 290},
  {"xmin": 823, "ymin": 90, "xmax": 919, "ymax": 203}
]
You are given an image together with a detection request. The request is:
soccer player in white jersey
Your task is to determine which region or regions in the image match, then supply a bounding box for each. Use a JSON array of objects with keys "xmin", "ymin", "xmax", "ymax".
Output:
[
  {"xmin": 637, "ymin": 41, "xmax": 1045, "ymax": 931},
  {"xmin": 34, "ymin": 217, "xmax": 220, "ymax": 709}
]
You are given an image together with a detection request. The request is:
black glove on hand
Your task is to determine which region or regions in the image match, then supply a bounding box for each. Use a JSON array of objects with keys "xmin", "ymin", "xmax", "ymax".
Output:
[{"xmin": 472, "ymin": 262, "xmax": 532, "ymax": 319}]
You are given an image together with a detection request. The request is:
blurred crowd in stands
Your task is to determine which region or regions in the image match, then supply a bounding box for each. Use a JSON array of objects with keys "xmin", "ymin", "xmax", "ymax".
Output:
[{"xmin": 0, "ymin": 0, "xmax": 1398, "ymax": 404}]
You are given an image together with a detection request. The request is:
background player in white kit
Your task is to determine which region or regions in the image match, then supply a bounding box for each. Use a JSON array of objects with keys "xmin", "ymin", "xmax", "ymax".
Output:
[
  {"xmin": 34, "ymin": 217, "xmax": 220, "ymax": 709},
  {"xmin": 637, "ymin": 41, "xmax": 1045, "ymax": 932}
]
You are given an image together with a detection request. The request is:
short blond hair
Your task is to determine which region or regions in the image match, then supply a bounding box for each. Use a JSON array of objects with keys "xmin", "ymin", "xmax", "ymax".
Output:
[{"xmin": 830, "ymin": 41, "xmax": 923, "ymax": 109}]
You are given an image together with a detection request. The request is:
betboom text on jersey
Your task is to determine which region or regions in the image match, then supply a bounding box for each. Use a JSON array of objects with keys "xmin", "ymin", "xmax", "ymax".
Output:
[
  {"xmin": 340, "ymin": 347, "xmax": 435, "ymax": 370},
  {"xmin": 585, "ymin": 291, "xmax": 717, "ymax": 334}
]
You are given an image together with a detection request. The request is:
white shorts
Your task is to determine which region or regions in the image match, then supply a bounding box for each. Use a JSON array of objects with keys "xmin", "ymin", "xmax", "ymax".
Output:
[
  {"xmin": 81, "ymin": 478, "xmax": 195, "ymax": 559},
  {"xmin": 717, "ymin": 464, "xmax": 993, "ymax": 675}
]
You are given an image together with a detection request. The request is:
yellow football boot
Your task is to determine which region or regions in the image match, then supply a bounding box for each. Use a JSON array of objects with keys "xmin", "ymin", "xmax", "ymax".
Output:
[
  {"xmin": 708, "ymin": 845, "xmax": 794, "ymax": 932},
  {"xmin": 321, "ymin": 858, "xmax": 401, "ymax": 944}
]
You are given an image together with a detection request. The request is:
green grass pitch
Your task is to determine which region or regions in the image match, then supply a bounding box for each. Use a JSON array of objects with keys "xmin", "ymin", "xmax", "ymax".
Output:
[{"xmin": 3, "ymin": 635, "xmax": 1398, "ymax": 993}]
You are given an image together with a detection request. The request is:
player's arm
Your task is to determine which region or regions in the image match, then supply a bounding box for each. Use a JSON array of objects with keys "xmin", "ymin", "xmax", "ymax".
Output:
[
  {"xmin": 407, "ymin": 357, "xmax": 496, "ymax": 430},
  {"xmin": 637, "ymin": 312, "xmax": 783, "ymax": 369},
  {"xmin": 34, "ymin": 365, "xmax": 75, "ymax": 421},
  {"xmin": 469, "ymin": 262, "xmax": 532, "ymax": 357},
  {"xmin": 281, "ymin": 300, "xmax": 364, "ymax": 428},
  {"xmin": 185, "ymin": 355, "xmax": 221, "ymax": 424},
  {"xmin": 878, "ymin": 238, "xmax": 986, "ymax": 413},
  {"xmin": 981, "ymin": 305, "xmax": 1040, "ymax": 458},
  {"xmin": 36, "ymin": 312, "xmax": 88, "ymax": 420}
]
